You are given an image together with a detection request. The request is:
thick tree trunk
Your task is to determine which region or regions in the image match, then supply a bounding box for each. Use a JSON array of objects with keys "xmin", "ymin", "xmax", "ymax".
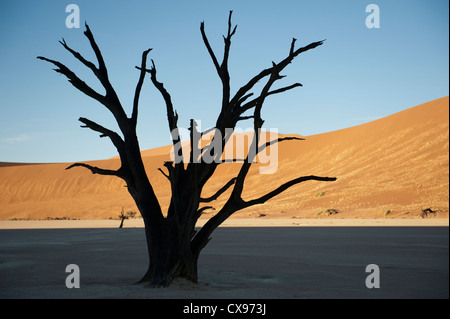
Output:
[{"xmin": 138, "ymin": 217, "xmax": 199, "ymax": 287}]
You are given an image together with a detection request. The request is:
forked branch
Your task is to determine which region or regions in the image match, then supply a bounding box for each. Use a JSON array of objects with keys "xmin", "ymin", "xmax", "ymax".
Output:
[
  {"xmin": 200, "ymin": 177, "xmax": 237, "ymax": 203},
  {"xmin": 243, "ymin": 175, "xmax": 337, "ymax": 208},
  {"xmin": 66, "ymin": 162, "xmax": 124, "ymax": 178},
  {"xmin": 138, "ymin": 60, "xmax": 180, "ymax": 149},
  {"xmin": 36, "ymin": 56, "xmax": 106, "ymax": 106},
  {"xmin": 229, "ymin": 39, "xmax": 325, "ymax": 109},
  {"xmin": 192, "ymin": 174, "xmax": 336, "ymax": 255},
  {"xmin": 200, "ymin": 21, "xmax": 221, "ymax": 76},
  {"xmin": 38, "ymin": 23, "xmax": 127, "ymax": 124}
]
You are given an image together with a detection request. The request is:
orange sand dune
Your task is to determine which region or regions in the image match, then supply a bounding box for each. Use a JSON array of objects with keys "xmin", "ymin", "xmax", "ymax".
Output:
[{"xmin": 0, "ymin": 97, "xmax": 448, "ymax": 220}]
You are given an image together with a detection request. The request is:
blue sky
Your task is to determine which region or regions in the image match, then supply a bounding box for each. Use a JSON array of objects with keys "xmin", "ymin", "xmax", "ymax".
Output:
[{"xmin": 0, "ymin": 0, "xmax": 448, "ymax": 163}]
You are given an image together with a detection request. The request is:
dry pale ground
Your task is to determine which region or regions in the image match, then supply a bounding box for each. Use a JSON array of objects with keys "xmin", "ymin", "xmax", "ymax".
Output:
[
  {"xmin": 0, "ymin": 97, "xmax": 448, "ymax": 221},
  {"xmin": 0, "ymin": 223, "xmax": 448, "ymax": 299}
]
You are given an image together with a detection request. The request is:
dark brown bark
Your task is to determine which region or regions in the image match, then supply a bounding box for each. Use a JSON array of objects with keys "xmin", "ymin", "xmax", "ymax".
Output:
[{"xmin": 38, "ymin": 12, "xmax": 335, "ymax": 287}]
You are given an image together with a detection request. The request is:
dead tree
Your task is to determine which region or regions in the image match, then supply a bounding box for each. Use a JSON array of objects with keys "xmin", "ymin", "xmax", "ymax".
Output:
[
  {"xmin": 118, "ymin": 207, "xmax": 127, "ymax": 228},
  {"xmin": 38, "ymin": 11, "xmax": 336, "ymax": 287}
]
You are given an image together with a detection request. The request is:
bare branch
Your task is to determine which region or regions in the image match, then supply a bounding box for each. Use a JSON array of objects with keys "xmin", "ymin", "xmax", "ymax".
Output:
[
  {"xmin": 222, "ymin": 67, "xmax": 282, "ymax": 207},
  {"xmin": 227, "ymin": 10, "xmax": 237, "ymax": 38},
  {"xmin": 83, "ymin": 23, "xmax": 108, "ymax": 76},
  {"xmin": 236, "ymin": 115, "xmax": 254, "ymax": 122},
  {"xmin": 203, "ymin": 136, "xmax": 304, "ymax": 165},
  {"xmin": 229, "ymin": 39, "xmax": 325, "ymax": 108},
  {"xmin": 66, "ymin": 162, "xmax": 123, "ymax": 178},
  {"xmin": 237, "ymin": 92, "xmax": 254, "ymax": 106},
  {"xmin": 269, "ymin": 82, "xmax": 303, "ymax": 96},
  {"xmin": 36, "ymin": 56, "xmax": 106, "ymax": 105},
  {"xmin": 195, "ymin": 206, "xmax": 215, "ymax": 220},
  {"xmin": 243, "ymin": 175, "xmax": 337, "ymax": 208},
  {"xmin": 200, "ymin": 11, "xmax": 236, "ymax": 128},
  {"xmin": 59, "ymin": 38, "xmax": 98, "ymax": 76},
  {"xmin": 193, "ymin": 175, "xmax": 336, "ymax": 255},
  {"xmin": 40, "ymin": 22, "xmax": 165, "ymax": 228},
  {"xmin": 78, "ymin": 117, "xmax": 122, "ymax": 141},
  {"xmin": 200, "ymin": 177, "xmax": 237, "ymax": 203},
  {"xmin": 237, "ymin": 82, "xmax": 302, "ymax": 115},
  {"xmin": 200, "ymin": 21, "xmax": 221, "ymax": 75},
  {"xmin": 82, "ymin": 23, "xmax": 126, "ymax": 122},
  {"xmin": 256, "ymin": 136, "xmax": 305, "ymax": 155},
  {"xmin": 77, "ymin": 117, "xmax": 128, "ymax": 165},
  {"xmin": 222, "ymin": 10, "xmax": 237, "ymax": 69},
  {"xmin": 132, "ymin": 48, "xmax": 152, "ymax": 125},
  {"xmin": 39, "ymin": 24, "xmax": 128, "ymax": 124},
  {"xmin": 197, "ymin": 206, "xmax": 215, "ymax": 214},
  {"xmin": 290, "ymin": 38, "xmax": 297, "ymax": 56}
]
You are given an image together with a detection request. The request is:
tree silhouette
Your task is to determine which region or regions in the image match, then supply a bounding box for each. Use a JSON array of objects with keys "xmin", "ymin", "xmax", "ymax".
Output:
[{"xmin": 38, "ymin": 11, "xmax": 336, "ymax": 287}]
